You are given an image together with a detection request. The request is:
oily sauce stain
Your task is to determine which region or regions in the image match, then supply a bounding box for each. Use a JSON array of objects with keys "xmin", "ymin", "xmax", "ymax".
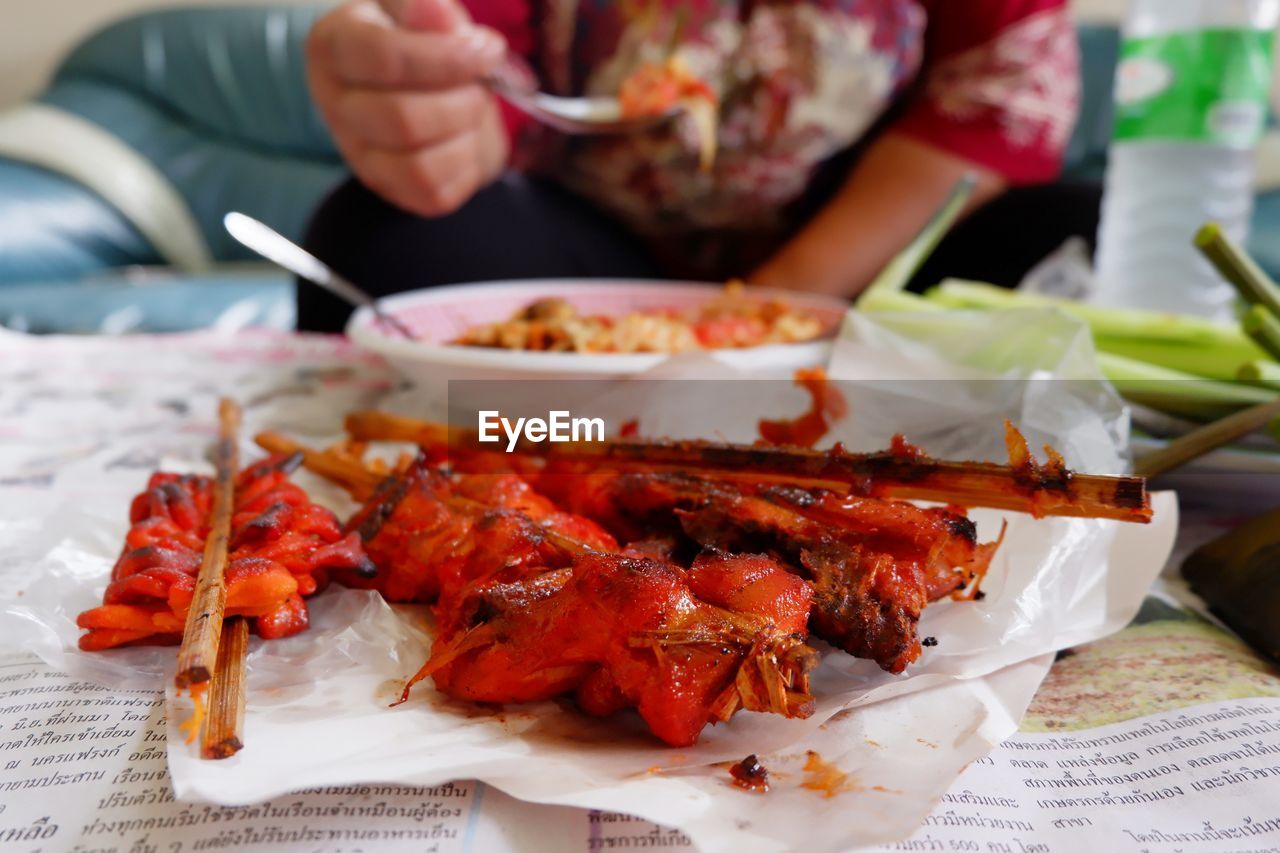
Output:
[{"xmin": 800, "ymin": 751, "xmax": 858, "ymax": 798}]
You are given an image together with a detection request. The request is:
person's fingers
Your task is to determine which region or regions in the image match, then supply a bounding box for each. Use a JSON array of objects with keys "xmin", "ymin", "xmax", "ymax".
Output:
[
  {"xmin": 474, "ymin": 99, "xmax": 510, "ymax": 184},
  {"xmin": 354, "ymin": 129, "xmax": 489, "ymax": 217},
  {"xmin": 310, "ymin": 1, "xmax": 505, "ymax": 89},
  {"xmin": 333, "ymin": 85, "xmax": 491, "ymax": 150},
  {"xmin": 376, "ymin": 0, "xmax": 468, "ymax": 31},
  {"xmin": 306, "ymin": 50, "xmax": 354, "ymax": 150}
]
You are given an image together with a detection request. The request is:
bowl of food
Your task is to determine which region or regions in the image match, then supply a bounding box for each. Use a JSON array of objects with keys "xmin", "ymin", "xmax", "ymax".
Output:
[{"xmin": 344, "ymin": 279, "xmax": 849, "ymax": 384}]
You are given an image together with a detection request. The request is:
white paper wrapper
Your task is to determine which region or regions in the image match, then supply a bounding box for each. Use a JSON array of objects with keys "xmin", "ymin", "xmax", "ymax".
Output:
[{"xmin": 2, "ymin": 311, "xmax": 1179, "ymax": 851}]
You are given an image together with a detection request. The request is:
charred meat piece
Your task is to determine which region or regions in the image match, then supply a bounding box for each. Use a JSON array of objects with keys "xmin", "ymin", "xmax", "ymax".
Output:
[
  {"xmin": 411, "ymin": 549, "xmax": 816, "ymax": 747},
  {"xmin": 340, "ymin": 456, "xmax": 616, "ymax": 610},
  {"xmin": 730, "ymin": 754, "xmax": 770, "ymax": 792},
  {"xmin": 340, "ymin": 448, "xmax": 997, "ymax": 742},
  {"xmin": 550, "ymin": 471, "xmax": 997, "ymax": 674}
]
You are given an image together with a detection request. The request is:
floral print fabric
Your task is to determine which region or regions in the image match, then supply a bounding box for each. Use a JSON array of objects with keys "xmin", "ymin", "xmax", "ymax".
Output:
[{"xmin": 470, "ymin": 0, "xmax": 1078, "ymax": 273}]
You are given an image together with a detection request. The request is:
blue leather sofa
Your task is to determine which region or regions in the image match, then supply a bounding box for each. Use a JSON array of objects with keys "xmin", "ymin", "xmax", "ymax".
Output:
[
  {"xmin": 0, "ymin": 7, "xmax": 1275, "ymax": 332},
  {"xmin": 0, "ymin": 6, "xmax": 343, "ymax": 331}
]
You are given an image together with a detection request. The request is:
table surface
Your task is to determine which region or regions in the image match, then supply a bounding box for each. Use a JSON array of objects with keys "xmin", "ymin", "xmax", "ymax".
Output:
[{"xmin": 2, "ymin": 328, "xmax": 1278, "ymax": 853}]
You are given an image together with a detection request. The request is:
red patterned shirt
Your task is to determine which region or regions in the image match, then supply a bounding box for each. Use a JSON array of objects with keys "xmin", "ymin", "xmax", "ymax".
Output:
[{"xmin": 469, "ymin": 0, "xmax": 1079, "ymax": 275}]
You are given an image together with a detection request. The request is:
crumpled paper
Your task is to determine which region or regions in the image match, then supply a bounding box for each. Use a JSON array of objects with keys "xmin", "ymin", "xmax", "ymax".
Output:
[{"xmin": 4, "ymin": 310, "xmax": 1179, "ymax": 852}]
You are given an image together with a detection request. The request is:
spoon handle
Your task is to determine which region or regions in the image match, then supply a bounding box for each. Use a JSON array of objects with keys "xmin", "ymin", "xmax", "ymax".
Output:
[{"xmin": 223, "ymin": 212, "xmax": 417, "ymax": 340}]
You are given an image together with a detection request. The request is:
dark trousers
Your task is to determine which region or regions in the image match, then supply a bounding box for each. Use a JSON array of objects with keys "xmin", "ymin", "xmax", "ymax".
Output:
[{"xmin": 297, "ymin": 173, "xmax": 1103, "ymax": 333}]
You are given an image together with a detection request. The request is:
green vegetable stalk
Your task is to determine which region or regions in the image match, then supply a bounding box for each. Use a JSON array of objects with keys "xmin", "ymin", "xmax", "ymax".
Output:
[
  {"xmin": 858, "ymin": 273, "xmax": 1280, "ymax": 430},
  {"xmin": 1238, "ymin": 359, "xmax": 1280, "ymax": 389},
  {"xmin": 1097, "ymin": 352, "xmax": 1279, "ymax": 426},
  {"xmin": 1195, "ymin": 222, "xmax": 1280, "ymax": 320},
  {"xmin": 923, "ymin": 279, "xmax": 1266, "ymax": 380},
  {"xmin": 1242, "ymin": 304, "xmax": 1280, "ymax": 362}
]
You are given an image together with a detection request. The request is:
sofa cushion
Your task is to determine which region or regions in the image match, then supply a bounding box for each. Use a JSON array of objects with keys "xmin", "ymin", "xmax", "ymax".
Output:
[
  {"xmin": 0, "ymin": 270, "xmax": 294, "ymax": 334},
  {"xmin": 55, "ymin": 6, "xmax": 339, "ymax": 161}
]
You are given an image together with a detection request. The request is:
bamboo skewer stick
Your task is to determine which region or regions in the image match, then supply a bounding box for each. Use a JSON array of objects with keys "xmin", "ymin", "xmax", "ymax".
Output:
[
  {"xmin": 175, "ymin": 399, "xmax": 241, "ymax": 689},
  {"xmin": 1135, "ymin": 396, "xmax": 1280, "ymax": 478},
  {"xmin": 544, "ymin": 441, "xmax": 1148, "ymax": 522},
  {"xmin": 346, "ymin": 411, "xmax": 450, "ymax": 447},
  {"xmin": 256, "ymin": 432, "xmax": 382, "ymax": 497},
  {"xmin": 256, "ymin": 431, "xmax": 384, "ymax": 501},
  {"xmin": 343, "ymin": 411, "xmax": 1152, "ymax": 523},
  {"xmin": 202, "ymin": 617, "xmax": 250, "ymax": 759}
]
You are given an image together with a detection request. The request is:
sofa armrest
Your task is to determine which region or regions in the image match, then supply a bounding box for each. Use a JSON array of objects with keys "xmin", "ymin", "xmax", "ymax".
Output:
[{"xmin": 0, "ymin": 158, "xmax": 162, "ymax": 284}]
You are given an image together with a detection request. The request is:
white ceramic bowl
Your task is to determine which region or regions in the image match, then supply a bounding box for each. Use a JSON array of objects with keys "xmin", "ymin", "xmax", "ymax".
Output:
[{"xmin": 346, "ymin": 279, "xmax": 849, "ymax": 385}]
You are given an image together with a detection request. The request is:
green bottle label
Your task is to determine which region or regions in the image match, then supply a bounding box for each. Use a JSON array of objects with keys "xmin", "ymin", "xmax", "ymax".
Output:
[{"xmin": 1113, "ymin": 28, "xmax": 1275, "ymax": 146}]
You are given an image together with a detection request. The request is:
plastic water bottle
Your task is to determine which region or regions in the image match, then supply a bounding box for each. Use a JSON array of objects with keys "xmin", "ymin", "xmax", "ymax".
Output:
[{"xmin": 1092, "ymin": 0, "xmax": 1279, "ymax": 320}]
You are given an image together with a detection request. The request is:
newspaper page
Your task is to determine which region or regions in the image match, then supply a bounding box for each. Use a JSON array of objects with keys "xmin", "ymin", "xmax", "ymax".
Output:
[
  {"xmin": 880, "ymin": 593, "xmax": 1280, "ymax": 852},
  {"xmin": 4, "ymin": 586, "xmax": 1279, "ymax": 852}
]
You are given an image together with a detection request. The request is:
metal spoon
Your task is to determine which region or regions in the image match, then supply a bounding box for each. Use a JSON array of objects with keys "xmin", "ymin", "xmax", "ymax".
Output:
[
  {"xmin": 485, "ymin": 59, "xmax": 678, "ymax": 135},
  {"xmin": 223, "ymin": 212, "xmax": 418, "ymax": 340}
]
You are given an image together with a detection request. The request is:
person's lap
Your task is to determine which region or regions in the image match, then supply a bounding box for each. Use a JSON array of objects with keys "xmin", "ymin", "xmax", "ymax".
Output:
[
  {"xmin": 297, "ymin": 171, "xmax": 1103, "ymax": 332},
  {"xmin": 297, "ymin": 173, "xmax": 663, "ymax": 332}
]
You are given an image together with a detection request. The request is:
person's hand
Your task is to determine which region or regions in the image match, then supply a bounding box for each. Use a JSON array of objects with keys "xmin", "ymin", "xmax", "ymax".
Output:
[{"xmin": 307, "ymin": 0, "xmax": 511, "ymax": 217}]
